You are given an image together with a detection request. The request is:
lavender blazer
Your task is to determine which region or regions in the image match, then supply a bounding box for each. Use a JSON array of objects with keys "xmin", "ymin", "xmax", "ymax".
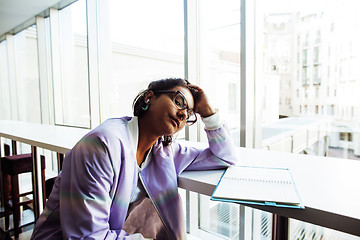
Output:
[{"xmin": 31, "ymin": 117, "xmax": 238, "ymax": 240}]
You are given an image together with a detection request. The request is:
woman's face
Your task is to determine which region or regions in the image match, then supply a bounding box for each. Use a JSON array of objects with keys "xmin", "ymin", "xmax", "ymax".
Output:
[{"xmin": 145, "ymin": 86, "xmax": 195, "ymax": 136}]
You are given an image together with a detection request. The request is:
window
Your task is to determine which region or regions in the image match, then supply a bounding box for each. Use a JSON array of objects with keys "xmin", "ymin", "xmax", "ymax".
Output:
[
  {"xmin": 100, "ymin": 0, "xmax": 184, "ymax": 121},
  {"xmin": 13, "ymin": 26, "xmax": 41, "ymax": 123},
  {"xmin": 302, "ymin": 66, "xmax": 309, "ymax": 85},
  {"xmin": 315, "ymin": 87, "xmax": 319, "ymax": 98},
  {"xmin": 53, "ymin": 0, "xmax": 90, "ymax": 128},
  {"xmin": 0, "ymin": 40, "xmax": 11, "ymax": 119},
  {"xmin": 315, "ymin": 30, "xmax": 321, "ymax": 44},
  {"xmin": 259, "ymin": 0, "xmax": 360, "ymax": 238},
  {"xmin": 313, "ymin": 46, "xmax": 320, "ymax": 64},
  {"xmin": 340, "ymin": 132, "xmax": 353, "ymax": 142},
  {"xmin": 302, "ymin": 49, "xmax": 308, "ymax": 65},
  {"xmin": 194, "ymin": 0, "xmax": 242, "ymax": 239},
  {"xmin": 304, "ymin": 32, "xmax": 310, "ymax": 47}
]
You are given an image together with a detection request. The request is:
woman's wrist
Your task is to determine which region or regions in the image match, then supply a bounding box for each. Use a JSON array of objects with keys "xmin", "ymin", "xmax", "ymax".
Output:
[
  {"xmin": 201, "ymin": 110, "xmax": 223, "ymax": 130},
  {"xmin": 198, "ymin": 105, "xmax": 216, "ymax": 118}
]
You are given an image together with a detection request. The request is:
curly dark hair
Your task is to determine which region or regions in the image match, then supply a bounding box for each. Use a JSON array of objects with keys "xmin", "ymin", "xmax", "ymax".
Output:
[{"xmin": 132, "ymin": 78, "xmax": 198, "ymax": 146}]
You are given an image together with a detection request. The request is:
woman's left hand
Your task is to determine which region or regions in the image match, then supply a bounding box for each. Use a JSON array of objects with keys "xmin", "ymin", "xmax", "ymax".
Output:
[{"xmin": 188, "ymin": 84, "xmax": 216, "ymax": 118}]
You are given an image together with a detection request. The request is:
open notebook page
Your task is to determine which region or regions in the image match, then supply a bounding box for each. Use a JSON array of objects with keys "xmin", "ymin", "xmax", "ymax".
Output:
[{"xmin": 211, "ymin": 166, "xmax": 303, "ymax": 208}]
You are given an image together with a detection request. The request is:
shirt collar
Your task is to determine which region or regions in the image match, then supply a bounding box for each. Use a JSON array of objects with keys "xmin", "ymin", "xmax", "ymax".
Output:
[
  {"xmin": 127, "ymin": 116, "xmax": 152, "ymax": 170},
  {"xmin": 128, "ymin": 116, "xmax": 139, "ymax": 153}
]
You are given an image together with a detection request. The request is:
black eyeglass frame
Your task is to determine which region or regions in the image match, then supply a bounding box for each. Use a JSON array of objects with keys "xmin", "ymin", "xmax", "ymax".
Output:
[{"xmin": 153, "ymin": 90, "xmax": 197, "ymax": 126}]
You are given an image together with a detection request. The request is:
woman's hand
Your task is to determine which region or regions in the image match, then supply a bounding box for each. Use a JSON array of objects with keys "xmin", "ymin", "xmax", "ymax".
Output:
[{"xmin": 188, "ymin": 84, "xmax": 216, "ymax": 118}]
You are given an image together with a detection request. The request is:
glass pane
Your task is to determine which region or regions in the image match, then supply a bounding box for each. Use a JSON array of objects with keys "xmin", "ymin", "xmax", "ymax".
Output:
[
  {"xmin": 0, "ymin": 40, "xmax": 11, "ymax": 120},
  {"xmin": 55, "ymin": 0, "xmax": 90, "ymax": 128},
  {"xmin": 101, "ymin": 0, "xmax": 184, "ymax": 121},
  {"xmin": 208, "ymin": 202, "xmax": 240, "ymax": 238},
  {"xmin": 258, "ymin": 0, "xmax": 360, "ymax": 239},
  {"xmin": 13, "ymin": 26, "xmax": 41, "ymax": 123},
  {"xmin": 197, "ymin": 0, "xmax": 241, "ymax": 144},
  {"xmin": 291, "ymin": 219, "xmax": 360, "ymax": 240},
  {"xmin": 197, "ymin": 0, "xmax": 242, "ymax": 239}
]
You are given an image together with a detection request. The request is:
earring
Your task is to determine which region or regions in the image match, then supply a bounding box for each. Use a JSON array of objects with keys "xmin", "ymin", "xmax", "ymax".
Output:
[{"xmin": 142, "ymin": 99, "xmax": 150, "ymax": 111}]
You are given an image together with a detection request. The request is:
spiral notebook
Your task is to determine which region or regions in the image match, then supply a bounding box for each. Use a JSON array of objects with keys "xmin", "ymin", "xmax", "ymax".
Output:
[{"xmin": 211, "ymin": 166, "xmax": 304, "ymax": 209}]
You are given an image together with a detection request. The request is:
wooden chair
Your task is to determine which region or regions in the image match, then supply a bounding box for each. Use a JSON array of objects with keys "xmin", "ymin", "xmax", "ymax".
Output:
[{"xmin": 1, "ymin": 144, "xmax": 45, "ymax": 239}]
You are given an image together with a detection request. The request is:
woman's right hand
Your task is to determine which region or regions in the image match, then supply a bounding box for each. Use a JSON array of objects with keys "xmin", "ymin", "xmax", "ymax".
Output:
[{"xmin": 188, "ymin": 84, "xmax": 216, "ymax": 118}]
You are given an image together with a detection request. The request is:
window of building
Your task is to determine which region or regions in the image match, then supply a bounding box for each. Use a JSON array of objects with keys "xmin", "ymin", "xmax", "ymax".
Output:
[
  {"xmin": 315, "ymin": 87, "xmax": 319, "ymax": 98},
  {"xmin": 313, "ymin": 46, "xmax": 320, "ymax": 63},
  {"xmin": 304, "ymin": 32, "xmax": 310, "ymax": 47},
  {"xmin": 340, "ymin": 132, "xmax": 353, "ymax": 142},
  {"xmin": 302, "ymin": 49, "xmax": 308, "ymax": 65},
  {"xmin": 302, "ymin": 66, "xmax": 309, "ymax": 85},
  {"xmin": 313, "ymin": 64, "xmax": 322, "ymax": 84},
  {"xmin": 316, "ymin": 30, "xmax": 321, "ymax": 44}
]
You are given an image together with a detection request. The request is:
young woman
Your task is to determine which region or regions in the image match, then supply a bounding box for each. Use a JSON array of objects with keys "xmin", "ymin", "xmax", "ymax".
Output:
[{"xmin": 31, "ymin": 78, "xmax": 239, "ymax": 240}]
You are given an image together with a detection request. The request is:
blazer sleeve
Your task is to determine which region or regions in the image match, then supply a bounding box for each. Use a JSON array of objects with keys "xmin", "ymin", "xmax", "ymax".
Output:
[
  {"xmin": 59, "ymin": 135, "xmax": 148, "ymax": 240},
  {"xmin": 172, "ymin": 122, "xmax": 239, "ymax": 175}
]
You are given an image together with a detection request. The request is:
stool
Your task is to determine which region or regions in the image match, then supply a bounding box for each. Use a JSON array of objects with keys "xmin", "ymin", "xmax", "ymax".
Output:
[
  {"xmin": 1, "ymin": 151, "xmax": 46, "ymax": 239},
  {"xmin": 4, "ymin": 143, "xmax": 10, "ymax": 157},
  {"xmin": 0, "ymin": 144, "xmax": 10, "ymax": 206}
]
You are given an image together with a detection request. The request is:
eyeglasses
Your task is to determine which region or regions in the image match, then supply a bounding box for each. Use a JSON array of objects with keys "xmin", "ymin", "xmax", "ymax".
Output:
[{"xmin": 154, "ymin": 90, "xmax": 197, "ymax": 126}]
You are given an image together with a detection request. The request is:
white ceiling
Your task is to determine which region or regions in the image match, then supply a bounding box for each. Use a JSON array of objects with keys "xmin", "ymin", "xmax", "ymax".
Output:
[{"xmin": 0, "ymin": 0, "xmax": 64, "ymax": 37}]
